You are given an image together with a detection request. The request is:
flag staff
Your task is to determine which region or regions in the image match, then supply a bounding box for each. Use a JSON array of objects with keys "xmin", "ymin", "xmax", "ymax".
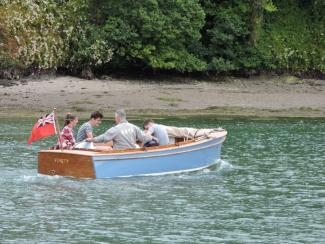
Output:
[{"xmin": 53, "ymin": 108, "xmax": 63, "ymax": 150}]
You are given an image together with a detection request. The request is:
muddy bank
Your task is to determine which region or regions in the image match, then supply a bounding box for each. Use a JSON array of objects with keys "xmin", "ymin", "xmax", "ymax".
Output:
[{"xmin": 0, "ymin": 75, "xmax": 324, "ymax": 119}]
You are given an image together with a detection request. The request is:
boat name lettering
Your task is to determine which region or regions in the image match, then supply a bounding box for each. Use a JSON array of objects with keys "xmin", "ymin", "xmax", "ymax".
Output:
[{"xmin": 54, "ymin": 158, "xmax": 69, "ymax": 164}]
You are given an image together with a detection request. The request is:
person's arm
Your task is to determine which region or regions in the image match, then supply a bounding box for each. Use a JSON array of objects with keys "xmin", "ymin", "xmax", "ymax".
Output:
[
  {"xmin": 145, "ymin": 127, "xmax": 154, "ymax": 136},
  {"xmin": 135, "ymin": 126, "xmax": 152, "ymax": 143},
  {"xmin": 59, "ymin": 127, "xmax": 74, "ymax": 148},
  {"xmin": 146, "ymin": 127, "xmax": 159, "ymax": 143},
  {"xmin": 152, "ymin": 136, "xmax": 159, "ymax": 144},
  {"xmin": 144, "ymin": 130, "xmax": 159, "ymax": 144},
  {"xmin": 92, "ymin": 127, "xmax": 116, "ymax": 143},
  {"xmin": 59, "ymin": 135, "xmax": 68, "ymax": 149},
  {"xmin": 86, "ymin": 131, "xmax": 93, "ymax": 139},
  {"xmin": 83, "ymin": 123, "xmax": 93, "ymax": 139}
]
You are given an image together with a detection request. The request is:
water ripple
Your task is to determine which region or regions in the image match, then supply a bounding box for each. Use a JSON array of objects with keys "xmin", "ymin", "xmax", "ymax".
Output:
[{"xmin": 0, "ymin": 118, "xmax": 324, "ymax": 243}]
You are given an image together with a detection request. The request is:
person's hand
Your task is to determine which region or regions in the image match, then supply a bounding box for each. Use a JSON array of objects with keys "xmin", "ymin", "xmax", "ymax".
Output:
[
  {"xmin": 153, "ymin": 136, "xmax": 159, "ymax": 144},
  {"xmin": 86, "ymin": 138, "xmax": 94, "ymax": 142}
]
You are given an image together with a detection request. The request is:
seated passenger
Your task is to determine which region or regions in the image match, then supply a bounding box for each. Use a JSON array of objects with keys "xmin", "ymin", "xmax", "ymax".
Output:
[
  {"xmin": 143, "ymin": 119, "xmax": 169, "ymax": 146},
  {"xmin": 56, "ymin": 113, "xmax": 78, "ymax": 149},
  {"xmin": 76, "ymin": 111, "xmax": 103, "ymax": 142},
  {"xmin": 87, "ymin": 109, "xmax": 152, "ymax": 150}
]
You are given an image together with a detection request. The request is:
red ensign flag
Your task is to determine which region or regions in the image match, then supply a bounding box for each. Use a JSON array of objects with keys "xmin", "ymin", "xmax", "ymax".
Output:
[{"xmin": 28, "ymin": 112, "xmax": 57, "ymax": 144}]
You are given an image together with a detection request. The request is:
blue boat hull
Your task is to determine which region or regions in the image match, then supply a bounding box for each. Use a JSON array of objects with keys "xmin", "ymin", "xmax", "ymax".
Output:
[
  {"xmin": 93, "ymin": 137, "xmax": 224, "ymax": 178},
  {"xmin": 38, "ymin": 132, "xmax": 226, "ymax": 179}
]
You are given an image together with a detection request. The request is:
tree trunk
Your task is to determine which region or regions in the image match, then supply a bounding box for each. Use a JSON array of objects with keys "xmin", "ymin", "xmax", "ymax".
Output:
[{"xmin": 250, "ymin": 0, "xmax": 263, "ymax": 46}]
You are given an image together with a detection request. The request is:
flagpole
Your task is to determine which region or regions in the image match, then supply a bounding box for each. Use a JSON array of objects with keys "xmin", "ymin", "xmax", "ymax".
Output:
[{"xmin": 53, "ymin": 108, "xmax": 63, "ymax": 150}]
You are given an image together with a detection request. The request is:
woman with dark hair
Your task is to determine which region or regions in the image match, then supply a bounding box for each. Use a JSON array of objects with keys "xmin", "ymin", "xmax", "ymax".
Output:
[{"xmin": 56, "ymin": 113, "xmax": 78, "ymax": 149}]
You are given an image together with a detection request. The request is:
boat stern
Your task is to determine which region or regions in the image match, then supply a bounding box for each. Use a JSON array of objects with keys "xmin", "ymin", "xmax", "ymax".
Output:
[{"xmin": 38, "ymin": 150, "xmax": 96, "ymax": 179}]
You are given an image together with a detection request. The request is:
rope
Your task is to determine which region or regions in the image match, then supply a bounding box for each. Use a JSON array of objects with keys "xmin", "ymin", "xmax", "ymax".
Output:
[{"xmin": 193, "ymin": 129, "xmax": 201, "ymax": 141}]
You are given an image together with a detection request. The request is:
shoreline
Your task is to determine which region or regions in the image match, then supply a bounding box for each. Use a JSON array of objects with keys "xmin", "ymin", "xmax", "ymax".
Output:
[
  {"xmin": 1, "ymin": 75, "xmax": 324, "ymax": 119},
  {"xmin": 1, "ymin": 107, "xmax": 324, "ymax": 120}
]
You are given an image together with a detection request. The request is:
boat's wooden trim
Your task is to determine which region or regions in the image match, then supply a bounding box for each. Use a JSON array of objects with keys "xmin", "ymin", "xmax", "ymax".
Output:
[
  {"xmin": 38, "ymin": 151, "xmax": 95, "ymax": 178},
  {"xmin": 39, "ymin": 131, "xmax": 227, "ymax": 157},
  {"xmin": 73, "ymin": 139, "xmax": 195, "ymax": 154},
  {"xmin": 72, "ymin": 131, "xmax": 227, "ymax": 155},
  {"xmin": 93, "ymin": 133, "xmax": 226, "ymax": 155},
  {"xmin": 94, "ymin": 139, "xmax": 225, "ymax": 161}
]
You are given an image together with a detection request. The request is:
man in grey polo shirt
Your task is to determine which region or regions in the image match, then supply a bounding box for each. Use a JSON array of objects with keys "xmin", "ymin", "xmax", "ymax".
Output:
[
  {"xmin": 143, "ymin": 119, "xmax": 169, "ymax": 146},
  {"xmin": 87, "ymin": 109, "xmax": 152, "ymax": 150}
]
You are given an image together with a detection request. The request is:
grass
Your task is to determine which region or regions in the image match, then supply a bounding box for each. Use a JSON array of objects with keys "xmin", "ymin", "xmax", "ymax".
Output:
[
  {"xmin": 70, "ymin": 106, "xmax": 88, "ymax": 112},
  {"xmin": 280, "ymin": 75, "xmax": 305, "ymax": 85},
  {"xmin": 168, "ymin": 103, "xmax": 179, "ymax": 107},
  {"xmin": 73, "ymin": 100, "xmax": 95, "ymax": 105},
  {"xmin": 156, "ymin": 97, "xmax": 186, "ymax": 103},
  {"xmin": 1, "ymin": 106, "xmax": 324, "ymax": 120}
]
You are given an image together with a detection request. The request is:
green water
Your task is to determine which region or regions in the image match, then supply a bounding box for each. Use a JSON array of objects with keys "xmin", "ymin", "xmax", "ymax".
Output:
[{"xmin": 0, "ymin": 117, "xmax": 324, "ymax": 243}]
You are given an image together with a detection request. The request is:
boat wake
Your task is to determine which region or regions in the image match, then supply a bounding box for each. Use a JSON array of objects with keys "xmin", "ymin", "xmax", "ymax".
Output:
[
  {"xmin": 199, "ymin": 159, "xmax": 233, "ymax": 174},
  {"xmin": 168, "ymin": 159, "xmax": 233, "ymax": 178},
  {"xmin": 20, "ymin": 174, "xmax": 65, "ymax": 183}
]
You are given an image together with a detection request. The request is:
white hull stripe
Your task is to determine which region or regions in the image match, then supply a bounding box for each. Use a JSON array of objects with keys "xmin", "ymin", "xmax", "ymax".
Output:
[{"xmin": 110, "ymin": 161, "xmax": 219, "ymax": 178}]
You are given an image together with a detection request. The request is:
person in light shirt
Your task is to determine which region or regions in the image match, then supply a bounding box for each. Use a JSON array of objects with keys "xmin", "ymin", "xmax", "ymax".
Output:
[
  {"xmin": 143, "ymin": 119, "xmax": 169, "ymax": 146},
  {"xmin": 87, "ymin": 109, "xmax": 152, "ymax": 150}
]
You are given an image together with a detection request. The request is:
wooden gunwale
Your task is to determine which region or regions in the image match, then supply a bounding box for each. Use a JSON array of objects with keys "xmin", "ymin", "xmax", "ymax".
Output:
[
  {"xmin": 40, "ymin": 131, "xmax": 227, "ymax": 156},
  {"xmin": 95, "ymin": 132, "xmax": 226, "ymax": 155},
  {"xmin": 73, "ymin": 138, "xmax": 195, "ymax": 154},
  {"xmin": 94, "ymin": 140, "xmax": 224, "ymax": 161}
]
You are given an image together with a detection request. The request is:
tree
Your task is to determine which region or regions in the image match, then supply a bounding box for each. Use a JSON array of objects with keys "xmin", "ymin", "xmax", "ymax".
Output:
[
  {"xmin": 88, "ymin": 0, "xmax": 206, "ymax": 72},
  {"xmin": 250, "ymin": 0, "xmax": 277, "ymax": 45}
]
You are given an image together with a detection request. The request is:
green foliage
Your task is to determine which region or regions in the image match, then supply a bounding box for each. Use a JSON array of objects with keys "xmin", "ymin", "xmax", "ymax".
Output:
[
  {"xmin": 0, "ymin": 0, "xmax": 112, "ymax": 71},
  {"xmin": 261, "ymin": 0, "xmax": 277, "ymax": 12},
  {"xmin": 0, "ymin": 0, "xmax": 69, "ymax": 69},
  {"xmin": 249, "ymin": 0, "xmax": 277, "ymax": 46},
  {"xmin": 63, "ymin": 1, "xmax": 113, "ymax": 69},
  {"xmin": 0, "ymin": 0, "xmax": 324, "ymax": 75},
  {"xmin": 88, "ymin": 0, "xmax": 206, "ymax": 71},
  {"xmin": 257, "ymin": 0, "xmax": 325, "ymax": 72},
  {"xmin": 67, "ymin": 24, "xmax": 113, "ymax": 69},
  {"xmin": 199, "ymin": 0, "xmax": 254, "ymax": 71},
  {"xmin": 0, "ymin": 51, "xmax": 18, "ymax": 69}
]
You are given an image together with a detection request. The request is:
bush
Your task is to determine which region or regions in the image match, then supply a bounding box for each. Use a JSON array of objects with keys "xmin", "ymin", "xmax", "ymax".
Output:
[
  {"xmin": 0, "ymin": 0, "xmax": 112, "ymax": 73},
  {"xmin": 88, "ymin": 0, "xmax": 206, "ymax": 72},
  {"xmin": 0, "ymin": 0, "xmax": 69, "ymax": 69},
  {"xmin": 0, "ymin": 0, "xmax": 324, "ymax": 76},
  {"xmin": 199, "ymin": 0, "xmax": 253, "ymax": 72},
  {"xmin": 256, "ymin": 0, "xmax": 325, "ymax": 72}
]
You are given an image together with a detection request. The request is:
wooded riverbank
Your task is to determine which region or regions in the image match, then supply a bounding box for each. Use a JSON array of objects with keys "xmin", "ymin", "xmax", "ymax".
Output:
[{"xmin": 1, "ymin": 1, "xmax": 324, "ymax": 80}]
